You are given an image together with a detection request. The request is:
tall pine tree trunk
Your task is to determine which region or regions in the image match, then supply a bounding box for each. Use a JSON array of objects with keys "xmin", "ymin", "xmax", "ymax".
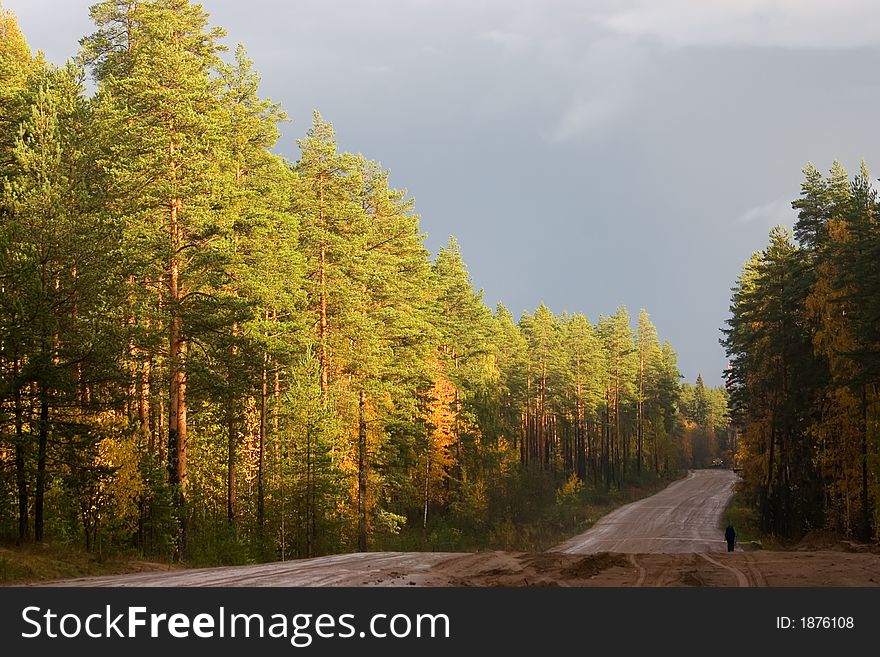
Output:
[
  {"xmin": 653, "ymin": 429, "xmax": 660, "ymax": 475},
  {"xmin": 306, "ymin": 424, "xmax": 314, "ymax": 558},
  {"xmin": 318, "ymin": 174, "xmax": 329, "ymax": 396},
  {"xmin": 615, "ymin": 375, "xmax": 622, "ymax": 484},
  {"xmin": 765, "ymin": 422, "xmax": 776, "ymax": 532},
  {"xmin": 422, "ymin": 444, "xmax": 430, "ymax": 535},
  {"xmin": 358, "ymin": 389, "xmax": 367, "ymax": 551},
  {"xmin": 226, "ymin": 397, "xmax": 236, "ymax": 526},
  {"xmin": 13, "ymin": 356, "xmax": 27, "ymax": 541},
  {"xmin": 273, "ymin": 309, "xmax": 281, "ymax": 433},
  {"xmin": 139, "ymin": 360, "xmax": 151, "ymax": 445},
  {"xmin": 637, "ymin": 354, "xmax": 644, "ymax": 476},
  {"xmin": 603, "ymin": 394, "xmax": 610, "ymax": 487},
  {"xmin": 590, "ymin": 422, "xmax": 598, "ymax": 484},
  {"xmin": 524, "ymin": 373, "xmax": 532, "ymax": 466},
  {"xmin": 158, "ymin": 394, "xmax": 165, "ymax": 463},
  {"xmin": 34, "ymin": 381, "xmax": 49, "ymax": 543},
  {"xmin": 576, "ymin": 393, "xmax": 586, "ymax": 481},
  {"xmin": 227, "ymin": 323, "xmax": 240, "ymax": 526},
  {"xmin": 168, "ymin": 197, "xmax": 187, "ymax": 556},
  {"xmin": 258, "ymin": 353, "xmax": 268, "ymax": 532},
  {"xmin": 539, "ymin": 359, "xmax": 547, "ymax": 468},
  {"xmin": 860, "ymin": 385, "xmax": 871, "ymax": 540}
]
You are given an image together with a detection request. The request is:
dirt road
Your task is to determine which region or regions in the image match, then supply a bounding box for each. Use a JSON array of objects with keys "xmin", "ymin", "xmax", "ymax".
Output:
[
  {"xmin": 38, "ymin": 548, "xmax": 880, "ymax": 587},
  {"xmin": 37, "ymin": 552, "xmax": 462, "ymax": 587},
  {"xmin": 33, "ymin": 469, "xmax": 880, "ymax": 587},
  {"xmin": 553, "ymin": 469, "xmax": 737, "ymax": 554}
]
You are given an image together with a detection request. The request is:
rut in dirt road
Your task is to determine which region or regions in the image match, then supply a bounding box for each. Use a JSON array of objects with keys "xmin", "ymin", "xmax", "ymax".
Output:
[{"xmin": 552, "ymin": 469, "xmax": 739, "ymax": 554}]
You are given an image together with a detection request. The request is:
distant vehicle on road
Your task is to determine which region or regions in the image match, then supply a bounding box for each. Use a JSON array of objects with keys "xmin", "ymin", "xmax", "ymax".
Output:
[{"xmin": 710, "ymin": 458, "xmax": 724, "ymax": 468}]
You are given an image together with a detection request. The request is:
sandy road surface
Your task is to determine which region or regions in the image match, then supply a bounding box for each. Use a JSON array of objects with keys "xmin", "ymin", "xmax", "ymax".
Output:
[
  {"xmin": 37, "ymin": 548, "xmax": 880, "ymax": 588},
  {"xmin": 553, "ymin": 469, "xmax": 737, "ymax": 554},
  {"xmin": 37, "ymin": 552, "xmax": 462, "ymax": 587}
]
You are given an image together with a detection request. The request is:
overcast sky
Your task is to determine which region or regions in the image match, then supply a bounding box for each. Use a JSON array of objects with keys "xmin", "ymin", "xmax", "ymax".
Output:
[{"xmin": 6, "ymin": 0, "xmax": 880, "ymax": 386}]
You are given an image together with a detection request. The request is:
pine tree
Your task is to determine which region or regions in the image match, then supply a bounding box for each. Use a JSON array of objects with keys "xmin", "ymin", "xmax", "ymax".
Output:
[
  {"xmin": 431, "ymin": 237, "xmax": 494, "ymax": 480},
  {"xmin": 598, "ymin": 307, "xmax": 637, "ymax": 485},
  {"xmin": 1, "ymin": 61, "xmax": 120, "ymax": 542},
  {"xmin": 83, "ymin": 0, "xmax": 233, "ymax": 555},
  {"xmin": 520, "ymin": 305, "xmax": 564, "ymax": 469},
  {"xmin": 724, "ymin": 226, "xmax": 820, "ymax": 535},
  {"xmin": 0, "ymin": 4, "xmax": 35, "ymax": 177},
  {"xmin": 561, "ymin": 314, "xmax": 606, "ymax": 481},
  {"xmin": 492, "ymin": 304, "xmax": 529, "ymax": 463},
  {"xmin": 215, "ymin": 43, "xmax": 294, "ymax": 532},
  {"xmin": 0, "ymin": 5, "xmax": 35, "ymax": 541},
  {"xmin": 653, "ymin": 341, "xmax": 682, "ymax": 474},
  {"xmin": 636, "ymin": 310, "xmax": 660, "ymax": 476}
]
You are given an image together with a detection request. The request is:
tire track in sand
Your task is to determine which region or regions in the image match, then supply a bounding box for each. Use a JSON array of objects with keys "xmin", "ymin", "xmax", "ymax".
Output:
[
  {"xmin": 698, "ymin": 553, "xmax": 750, "ymax": 587},
  {"xmin": 628, "ymin": 554, "xmax": 647, "ymax": 586},
  {"xmin": 743, "ymin": 552, "xmax": 767, "ymax": 586}
]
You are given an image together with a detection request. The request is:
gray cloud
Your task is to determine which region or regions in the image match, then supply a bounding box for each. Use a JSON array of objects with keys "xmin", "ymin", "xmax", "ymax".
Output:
[{"xmin": 600, "ymin": 0, "xmax": 880, "ymax": 49}]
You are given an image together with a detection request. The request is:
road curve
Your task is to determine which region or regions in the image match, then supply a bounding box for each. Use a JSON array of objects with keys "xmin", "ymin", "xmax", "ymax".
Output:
[{"xmin": 552, "ymin": 469, "xmax": 738, "ymax": 554}]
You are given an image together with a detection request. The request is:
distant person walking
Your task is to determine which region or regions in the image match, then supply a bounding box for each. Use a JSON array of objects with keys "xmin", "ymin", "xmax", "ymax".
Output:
[{"xmin": 724, "ymin": 523, "xmax": 736, "ymax": 552}]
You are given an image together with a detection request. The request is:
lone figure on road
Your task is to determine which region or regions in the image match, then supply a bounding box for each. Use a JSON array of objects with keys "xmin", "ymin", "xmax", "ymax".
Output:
[{"xmin": 724, "ymin": 523, "xmax": 736, "ymax": 552}]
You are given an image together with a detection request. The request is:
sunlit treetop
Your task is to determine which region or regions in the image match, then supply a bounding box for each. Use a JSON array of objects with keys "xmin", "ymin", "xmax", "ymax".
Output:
[{"xmin": 0, "ymin": 5, "xmax": 33, "ymax": 84}]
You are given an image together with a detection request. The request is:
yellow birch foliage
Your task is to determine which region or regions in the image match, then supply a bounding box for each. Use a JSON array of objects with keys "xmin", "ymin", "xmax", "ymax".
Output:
[{"xmin": 424, "ymin": 363, "xmax": 457, "ymax": 504}]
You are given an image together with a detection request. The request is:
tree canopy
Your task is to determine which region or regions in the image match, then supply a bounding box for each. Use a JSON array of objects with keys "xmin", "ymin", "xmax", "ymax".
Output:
[{"xmin": 0, "ymin": 1, "xmax": 721, "ymax": 560}]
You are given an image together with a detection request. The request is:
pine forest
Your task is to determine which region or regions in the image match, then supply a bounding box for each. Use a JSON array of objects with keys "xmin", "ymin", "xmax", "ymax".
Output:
[{"xmin": 19, "ymin": 1, "xmax": 880, "ymax": 568}]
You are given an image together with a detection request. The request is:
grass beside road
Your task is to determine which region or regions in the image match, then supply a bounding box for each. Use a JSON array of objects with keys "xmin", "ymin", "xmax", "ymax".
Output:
[
  {"xmin": 1, "ymin": 471, "xmax": 685, "ymax": 583},
  {"xmin": 0, "ymin": 542, "xmax": 175, "ymax": 585},
  {"xmin": 721, "ymin": 477, "xmax": 878, "ymax": 553},
  {"xmin": 721, "ymin": 476, "xmax": 779, "ymax": 550},
  {"xmin": 384, "ymin": 470, "xmax": 686, "ymax": 554}
]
